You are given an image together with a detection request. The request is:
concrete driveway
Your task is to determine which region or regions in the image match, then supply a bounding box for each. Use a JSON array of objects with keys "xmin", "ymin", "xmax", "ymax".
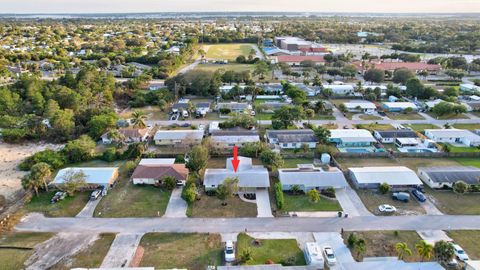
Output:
[
  {"xmin": 255, "ymin": 189, "xmax": 273, "ymax": 218},
  {"xmin": 417, "ymin": 230, "xmax": 452, "ymax": 245},
  {"xmin": 101, "ymin": 233, "xmax": 144, "ymax": 268},
  {"xmin": 419, "ymin": 196, "xmax": 444, "ymax": 216},
  {"xmin": 76, "ymin": 197, "xmax": 101, "ymax": 218},
  {"xmin": 164, "ymin": 188, "xmax": 187, "ymax": 218},
  {"xmin": 313, "ymin": 232, "xmax": 355, "ymax": 270},
  {"xmin": 335, "ymin": 187, "xmax": 373, "ymax": 217}
]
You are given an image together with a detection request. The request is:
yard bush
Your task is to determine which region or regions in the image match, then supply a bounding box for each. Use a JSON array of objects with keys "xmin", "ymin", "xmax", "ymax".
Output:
[
  {"xmin": 121, "ymin": 160, "xmax": 138, "ymax": 176},
  {"xmin": 379, "ymin": 183, "xmax": 391, "ymax": 194},
  {"xmin": 19, "ymin": 149, "xmax": 66, "ymax": 171},
  {"xmin": 182, "ymin": 182, "xmax": 197, "ymax": 204},
  {"xmin": 321, "ymin": 187, "xmax": 336, "ymax": 198},
  {"xmin": 163, "ymin": 176, "xmax": 176, "ymax": 190},
  {"xmin": 347, "ymin": 233, "xmax": 357, "ymax": 248},
  {"xmin": 1, "ymin": 128, "xmax": 27, "ymax": 143},
  {"xmin": 101, "ymin": 148, "xmax": 117, "ymax": 162},
  {"xmin": 274, "ymin": 182, "xmax": 284, "ymax": 210}
]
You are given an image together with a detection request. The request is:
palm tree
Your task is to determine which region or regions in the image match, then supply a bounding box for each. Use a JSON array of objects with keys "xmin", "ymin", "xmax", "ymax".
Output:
[
  {"xmin": 131, "ymin": 110, "xmax": 147, "ymax": 129},
  {"xmin": 354, "ymin": 238, "xmax": 366, "ymax": 260},
  {"xmin": 416, "ymin": 240, "xmax": 433, "ymax": 261},
  {"xmin": 395, "ymin": 242, "xmax": 413, "ymax": 260}
]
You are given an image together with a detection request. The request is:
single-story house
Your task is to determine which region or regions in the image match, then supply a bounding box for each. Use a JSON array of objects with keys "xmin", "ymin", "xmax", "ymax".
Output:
[
  {"xmin": 154, "ymin": 129, "xmax": 204, "ymax": 146},
  {"xmin": 275, "ymin": 55, "xmax": 325, "ymax": 66},
  {"xmin": 460, "ymin": 84, "xmax": 480, "ymax": 92},
  {"xmin": 322, "ymin": 84, "xmax": 355, "ymax": 96},
  {"xmin": 418, "ymin": 166, "xmax": 480, "ymax": 189},
  {"xmin": 131, "ymin": 158, "xmax": 188, "ymax": 185},
  {"xmin": 220, "ymin": 85, "xmax": 247, "ymax": 93},
  {"xmin": 278, "ymin": 164, "xmax": 348, "ymax": 191},
  {"xmin": 171, "ymin": 101, "xmax": 189, "ymax": 113},
  {"xmin": 343, "ymin": 101, "xmax": 377, "ymax": 113},
  {"xmin": 266, "ymin": 129, "xmax": 318, "ymax": 149},
  {"xmin": 203, "ymin": 156, "xmax": 269, "ymax": 192},
  {"xmin": 53, "ymin": 167, "xmax": 119, "ymax": 190},
  {"xmin": 349, "ymin": 166, "xmax": 423, "ymax": 189},
  {"xmin": 424, "ymin": 99, "xmax": 446, "ymax": 110},
  {"xmin": 382, "ymin": 102, "xmax": 418, "ymax": 112},
  {"xmin": 373, "ymin": 130, "xmax": 418, "ymax": 144},
  {"xmin": 329, "ymin": 129, "xmax": 377, "ymax": 147},
  {"xmin": 216, "ymin": 102, "xmax": 252, "ymax": 113},
  {"xmin": 195, "ymin": 102, "xmax": 211, "ymax": 117},
  {"xmin": 101, "ymin": 128, "xmax": 149, "ymax": 144},
  {"xmin": 424, "ymin": 129, "xmax": 480, "ymax": 147},
  {"xmin": 210, "ymin": 128, "xmax": 260, "ymax": 150}
]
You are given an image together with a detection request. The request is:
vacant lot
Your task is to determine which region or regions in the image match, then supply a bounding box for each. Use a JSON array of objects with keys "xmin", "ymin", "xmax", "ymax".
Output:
[
  {"xmin": 205, "ymin": 44, "xmax": 256, "ymax": 60},
  {"xmin": 404, "ymin": 124, "xmax": 439, "ymax": 132},
  {"xmin": 50, "ymin": 233, "xmax": 116, "ymax": 270},
  {"xmin": 237, "ymin": 233, "xmax": 306, "ymax": 266},
  {"xmin": 385, "ymin": 112, "xmax": 425, "ymax": 120},
  {"xmin": 453, "ymin": 157, "xmax": 480, "ymax": 168},
  {"xmin": 336, "ymin": 157, "xmax": 461, "ymax": 171},
  {"xmin": 195, "ymin": 63, "xmax": 254, "ymax": 73},
  {"xmin": 25, "ymin": 190, "xmax": 90, "ymax": 217},
  {"xmin": 139, "ymin": 233, "xmax": 222, "ymax": 269},
  {"xmin": 344, "ymin": 231, "xmax": 425, "ymax": 262},
  {"xmin": 426, "ymin": 112, "xmax": 469, "ymax": 120},
  {"xmin": 355, "ymin": 123, "xmax": 394, "ymax": 131},
  {"xmin": 356, "ymin": 189, "xmax": 426, "ymax": 216},
  {"xmin": 452, "ymin": 123, "xmax": 480, "ymax": 130},
  {"xmin": 283, "ymin": 194, "xmax": 342, "ymax": 212},
  {"xmin": 189, "ymin": 194, "xmax": 257, "ymax": 218},
  {"xmin": 425, "ymin": 186, "xmax": 480, "ymax": 215},
  {"xmin": 118, "ymin": 105, "xmax": 169, "ymax": 120},
  {"xmin": 0, "ymin": 232, "xmax": 54, "ymax": 270},
  {"xmin": 283, "ymin": 158, "xmax": 314, "ymax": 168},
  {"xmin": 447, "ymin": 231, "xmax": 480, "ymax": 260}
]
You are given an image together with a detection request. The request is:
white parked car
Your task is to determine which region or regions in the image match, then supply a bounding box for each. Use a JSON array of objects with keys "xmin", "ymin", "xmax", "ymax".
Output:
[
  {"xmin": 452, "ymin": 243, "xmax": 469, "ymax": 261},
  {"xmin": 224, "ymin": 241, "xmax": 235, "ymax": 262},
  {"xmin": 323, "ymin": 246, "xmax": 337, "ymax": 265},
  {"xmin": 378, "ymin": 204, "xmax": 397, "ymax": 213}
]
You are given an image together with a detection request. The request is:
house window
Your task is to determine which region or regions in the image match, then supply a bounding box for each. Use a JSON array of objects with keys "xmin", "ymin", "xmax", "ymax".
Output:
[
  {"xmin": 283, "ymin": 143, "xmax": 288, "ymax": 147},
  {"xmin": 211, "ymin": 185, "xmax": 216, "ymax": 188}
]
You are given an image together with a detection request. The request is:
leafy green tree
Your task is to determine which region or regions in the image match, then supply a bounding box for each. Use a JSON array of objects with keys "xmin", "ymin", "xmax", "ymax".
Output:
[
  {"xmin": 314, "ymin": 126, "xmax": 331, "ymax": 144},
  {"xmin": 416, "ymin": 240, "xmax": 433, "ymax": 261},
  {"xmin": 395, "ymin": 242, "xmax": 413, "ymax": 260},
  {"xmin": 453, "ymin": 181, "xmax": 468, "ymax": 196},
  {"xmin": 272, "ymin": 106, "xmax": 305, "ymax": 129},
  {"xmin": 182, "ymin": 182, "xmax": 197, "ymax": 204},
  {"xmin": 163, "ymin": 176, "xmax": 177, "ymax": 190},
  {"xmin": 29, "ymin": 162, "xmax": 52, "ymax": 192},
  {"xmin": 392, "ymin": 68, "xmax": 415, "ymax": 84},
  {"xmin": 62, "ymin": 135, "xmax": 96, "ymax": 163},
  {"xmin": 364, "ymin": 68, "xmax": 385, "ymax": 83},
  {"xmin": 217, "ymin": 177, "xmax": 239, "ymax": 205},
  {"xmin": 307, "ymin": 189, "xmax": 321, "ymax": 203},
  {"xmin": 379, "ymin": 183, "xmax": 391, "ymax": 194},
  {"xmin": 59, "ymin": 169, "xmax": 87, "ymax": 196},
  {"xmin": 186, "ymin": 145, "xmax": 209, "ymax": 176},
  {"xmin": 253, "ymin": 61, "xmax": 269, "ymax": 79},
  {"xmin": 354, "ymin": 238, "xmax": 366, "ymax": 260},
  {"xmin": 87, "ymin": 112, "xmax": 118, "ymax": 139},
  {"xmin": 433, "ymin": 241, "xmax": 455, "ymax": 264},
  {"xmin": 259, "ymin": 149, "xmax": 284, "ymax": 171},
  {"xmin": 274, "ymin": 182, "xmax": 284, "ymax": 210},
  {"xmin": 51, "ymin": 109, "xmax": 75, "ymax": 139}
]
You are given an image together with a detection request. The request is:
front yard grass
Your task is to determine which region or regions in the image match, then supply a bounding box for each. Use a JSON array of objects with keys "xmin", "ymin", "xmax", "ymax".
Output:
[
  {"xmin": 404, "ymin": 124, "xmax": 439, "ymax": 132},
  {"xmin": 425, "ymin": 186, "xmax": 480, "ymax": 215},
  {"xmin": 355, "ymin": 189, "xmax": 426, "ymax": 216},
  {"xmin": 189, "ymin": 194, "xmax": 257, "ymax": 218},
  {"xmin": 426, "ymin": 112, "xmax": 469, "ymax": 120},
  {"xmin": 139, "ymin": 233, "xmax": 222, "ymax": 269},
  {"xmin": 237, "ymin": 233, "xmax": 306, "ymax": 266},
  {"xmin": 283, "ymin": 194, "xmax": 342, "ymax": 212},
  {"xmin": 282, "ymin": 158, "xmax": 314, "ymax": 168},
  {"xmin": 25, "ymin": 190, "xmax": 90, "ymax": 217},
  {"xmin": 447, "ymin": 231, "xmax": 480, "ymax": 260},
  {"xmin": 344, "ymin": 231, "xmax": 425, "ymax": 262},
  {"xmin": 355, "ymin": 123, "xmax": 394, "ymax": 131},
  {"xmin": 51, "ymin": 233, "xmax": 116, "ymax": 270},
  {"xmin": 452, "ymin": 123, "xmax": 480, "ymax": 130},
  {"xmin": 0, "ymin": 232, "xmax": 54, "ymax": 270},
  {"xmin": 358, "ymin": 114, "xmax": 382, "ymax": 120},
  {"xmin": 385, "ymin": 112, "xmax": 425, "ymax": 120},
  {"xmin": 453, "ymin": 157, "xmax": 480, "ymax": 168},
  {"xmin": 94, "ymin": 167, "xmax": 172, "ymax": 217}
]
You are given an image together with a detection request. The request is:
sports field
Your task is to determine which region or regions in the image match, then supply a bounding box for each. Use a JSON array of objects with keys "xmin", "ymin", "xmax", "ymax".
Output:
[{"xmin": 204, "ymin": 43, "xmax": 256, "ymax": 61}]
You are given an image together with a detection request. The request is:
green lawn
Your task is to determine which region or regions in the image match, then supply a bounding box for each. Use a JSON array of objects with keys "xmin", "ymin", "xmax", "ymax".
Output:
[
  {"xmin": 424, "ymin": 186, "xmax": 480, "ymax": 215},
  {"xmin": 189, "ymin": 194, "xmax": 257, "ymax": 218},
  {"xmin": 453, "ymin": 157, "xmax": 480, "ymax": 168},
  {"xmin": 283, "ymin": 158, "xmax": 314, "ymax": 168},
  {"xmin": 139, "ymin": 233, "xmax": 222, "ymax": 269},
  {"xmin": 50, "ymin": 233, "xmax": 116, "ymax": 270},
  {"xmin": 355, "ymin": 123, "xmax": 394, "ymax": 131},
  {"xmin": 385, "ymin": 112, "xmax": 425, "ymax": 120},
  {"xmin": 205, "ymin": 44, "xmax": 256, "ymax": 60},
  {"xmin": 195, "ymin": 63, "xmax": 254, "ymax": 73},
  {"xmin": 358, "ymin": 114, "xmax": 382, "ymax": 120},
  {"xmin": 237, "ymin": 233, "xmax": 306, "ymax": 266},
  {"xmin": 283, "ymin": 194, "xmax": 342, "ymax": 212},
  {"xmin": 0, "ymin": 232, "xmax": 54, "ymax": 270},
  {"xmin": 447, "ymin": 231, "xmax": 480, "ymax": 260},
  {"xmin": 452, "ymin": 123, "xmax": 480, "ymax": 130},
  {"xmin": 344, "ymin": 231, "xmax": 425, "ymax": 262},
  {"xmin": 426, "ymin": 112, "xmax": 469, "ymax": 120},
  {"xmin": 356, "ymin": 189, "xmax": 426, "ymax": 216},
  {"xmin": 446, "ymin": 144, "xmax": 480, "ymax": 153},
  {"xmin": 25, "ymin": 190, "xmax": 90, "ymax": 217},
  {"xmin": 404, "ymin": 124, "xmax": 439, "ymax": 132}
]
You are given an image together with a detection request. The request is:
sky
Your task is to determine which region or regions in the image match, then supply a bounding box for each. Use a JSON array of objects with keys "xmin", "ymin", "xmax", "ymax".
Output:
[{"xmin": 1, "ymin": 0, "xmax": 480, "ymax": 14}]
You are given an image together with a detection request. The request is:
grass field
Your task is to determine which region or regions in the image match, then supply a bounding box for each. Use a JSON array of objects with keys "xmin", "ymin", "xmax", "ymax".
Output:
[
  {"xmin": 447, "ymin": 231, "xmax": 480, "ymax": 260},
  {"xmin": 237, "ymin": 233, "xmax": 306, "ymax": 266},
  {"xmin": 425, "ymin": 186, "xmax": 480, "ymax": 215},
  {"xmin": 139, "ymin": 233, "xmax": 222, "ymax": 269},
  {"xmin": 25, "ymin": 190, "xmax": 90, "ymax": 217},
  {"xmin": 452, "ymin": 123, "xmax": 480, "ymax": 130},
  {"xmin": 356, "ymin": 189, "xmax": 426, "ymax": 216},
  {"xmin": 358, "ymin": 114, "xmax": 382, "ymax": 120},
  {"xmin": 404, "ymin": 124, "xmax": 439, "ymax": 132},
  {"xmin": 51, "ymin": 233, "xmax": 116, "ymax": 270},
  {"xmin": 189, "ymin": 194, "xmax": 257, "ymax": 218},
  {"xmin": 355, "ymin": 123, "xmax": 393, "ymax": 131},
  {"xmin": 283, "ymin": 158, "xmax": 314, "ymax": 168},
  {"xmin": 446, "ymin": 144, "xmax": 480, "ymax": 153},
  {"xmin": 336, "ymin": 157, "xmax": 461, "ymax": 171},
  {"xmin": 283, "ymin": 194, "xmax": 342, "ymax": 212},
  {"xmin": 385, "ymin": 112, "xmax": 425, "ymax": 120},
  {"xmin": 0, "ymin": 232, "xmax": 54, "ymax": 270},
  {"xmin": 344, "ymin": 231, "xmax": 425, "ymax": 262},
  {"xmin": 426, "ymin": 112, "xmax": 469, "ymax": 120},
  {"xmin": 205, "ymin": 44, "xmax": 256, "ymax": 61},
  {"xmin": 195, "ymin": 63, "xmax": 254, "ymax": 72},
  {"xmin": 453, "ymin": 157, "xmax": 480, "ymax": 168}
]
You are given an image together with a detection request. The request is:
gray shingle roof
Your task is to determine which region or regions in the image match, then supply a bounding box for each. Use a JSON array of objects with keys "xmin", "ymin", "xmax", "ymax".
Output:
[
  {"xmin": 375, "ymin": 130, "xmax": 418, "ymax": 139},
  {"xmin": 266, "ymin": 129, "xmax": 318, "ymax": 143},
  {"xmin": 419, "ymin": 166, "xmax": 480, "ymax": 184},
  {"xmin": 279, "ymin": 167, "xmax": 347, "ymax": 187}
]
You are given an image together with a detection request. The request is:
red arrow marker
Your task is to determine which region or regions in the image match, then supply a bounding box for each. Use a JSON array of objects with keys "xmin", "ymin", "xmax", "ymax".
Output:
[{"xmin": 231, "ymin": 146, "xmax": 240, "ymax": 172}]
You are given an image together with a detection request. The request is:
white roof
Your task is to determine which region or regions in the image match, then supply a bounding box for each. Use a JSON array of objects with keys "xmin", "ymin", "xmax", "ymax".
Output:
[
  {"xmin": 279, "ymin": 166, "xmax": 347, "ymax": 188},
  {"xmin": 53, "ymin": 167, "xmax": 118, "ymax": 185},
  {"xmin": 349, "ymin": 166, "xmax": 422, "ymax": 186},
  {"xmin": 396, "ymin": 138, "xmax": 419, "ymax": 145},
  {"xmin": 204, "ymin": 157, "xmax": 269, "ymax": 188},
  {"xmin": 154, "ymin": 129, "xmax": 204, "ymax": 140},
  {"xmin": 383, "ymin": 102, "xmax": 417, "ymax": 109},
  {"xmin": 139, "ymin": 158, "xmax": 175, "ymax": 165},
  {"xmin": 305, "ymin": 242, "xmax": 324, "ymax": 265},
  {"xmin": 344, "ymin": 101, "xmax": 377, "ymax": 110},
  {"xmin": 425, "ymin": 129, "xmax": 480, "ymax": 142},
  {"xmin": 330, "ymin": 129, "xmax": 376, "ymax": 143},
  {"xmin": 211, "ymin": 134, "xmax": 260, "ymax": 144}
]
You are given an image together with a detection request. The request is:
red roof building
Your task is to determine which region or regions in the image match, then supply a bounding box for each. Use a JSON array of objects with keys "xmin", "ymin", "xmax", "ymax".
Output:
[{"xmin": 131, "ymin": 163, "xmax": 188, "ymax": 185}]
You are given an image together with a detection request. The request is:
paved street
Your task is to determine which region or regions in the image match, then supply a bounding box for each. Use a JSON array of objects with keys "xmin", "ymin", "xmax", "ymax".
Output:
[{"xmin": 16, "ymin": 213, "xmax": 480, "ymax": 234}]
